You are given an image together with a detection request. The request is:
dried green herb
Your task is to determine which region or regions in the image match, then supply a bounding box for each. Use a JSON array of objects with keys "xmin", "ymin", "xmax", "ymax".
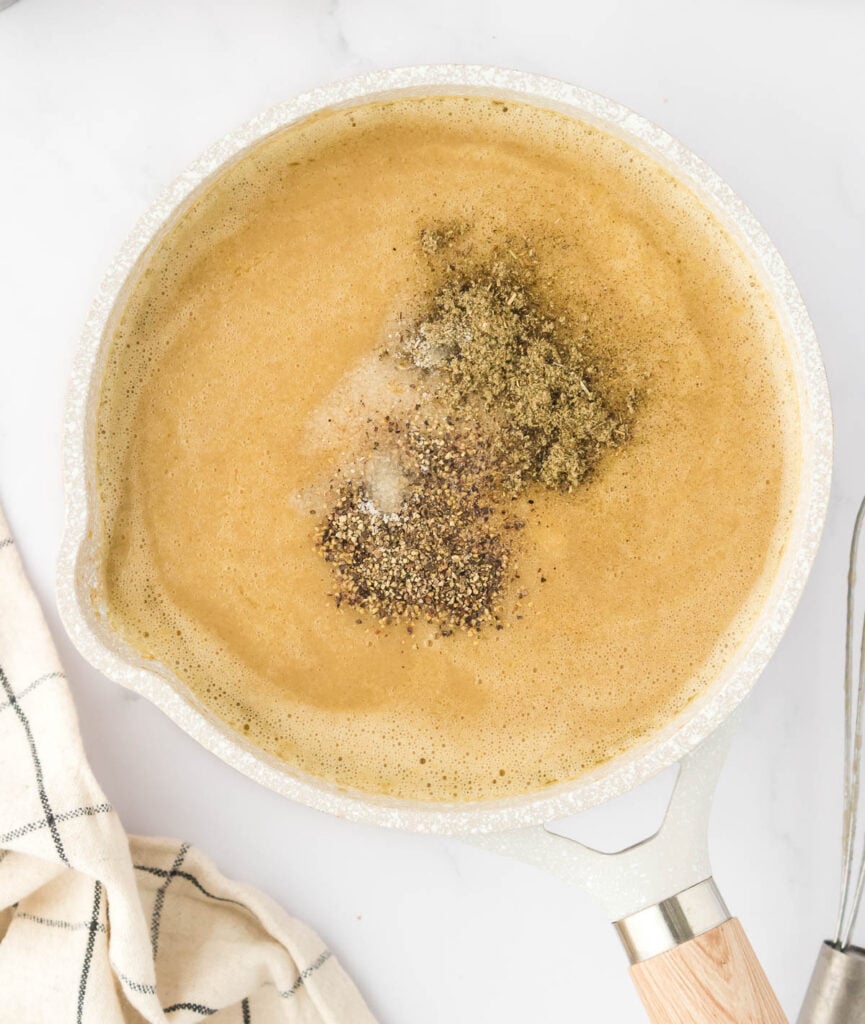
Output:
[{"xmin": 402, "ymin": 233, "xmax": 629, "ymax": 492}]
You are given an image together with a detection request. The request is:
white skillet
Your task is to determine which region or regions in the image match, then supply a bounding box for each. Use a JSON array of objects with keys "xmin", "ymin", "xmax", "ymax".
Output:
[{"xmin": 57, "ymin": 66, "xmax": 832, "ymax": 1022}]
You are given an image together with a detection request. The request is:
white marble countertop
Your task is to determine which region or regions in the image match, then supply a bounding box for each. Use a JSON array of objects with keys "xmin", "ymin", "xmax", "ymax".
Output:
[{"xmin": 1, "ymin": 1, "xmax": 864, "ymax": 1020}]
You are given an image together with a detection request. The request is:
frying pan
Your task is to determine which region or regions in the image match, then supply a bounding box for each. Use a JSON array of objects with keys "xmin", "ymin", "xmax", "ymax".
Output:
[{"xmin": 57, "ymin": 65, "xmax": 832, "ymax": 1021}]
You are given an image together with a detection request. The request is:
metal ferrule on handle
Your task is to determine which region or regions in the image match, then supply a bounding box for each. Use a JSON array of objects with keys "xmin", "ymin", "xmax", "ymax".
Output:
[{"xmin": 614, "ymin": 877, "xmax": 730, "ymax": 964}]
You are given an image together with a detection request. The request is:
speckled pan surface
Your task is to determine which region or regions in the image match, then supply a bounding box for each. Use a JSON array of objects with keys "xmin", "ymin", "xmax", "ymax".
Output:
[{"xmin": 57, "ymin": 65, "xmax": 832, "ymax": 834}]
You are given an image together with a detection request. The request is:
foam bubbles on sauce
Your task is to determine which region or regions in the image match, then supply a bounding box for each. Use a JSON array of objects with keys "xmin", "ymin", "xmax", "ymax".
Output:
[{"xmin": 95, "ymin": 95, "xmax": 800, "ymax": 802}]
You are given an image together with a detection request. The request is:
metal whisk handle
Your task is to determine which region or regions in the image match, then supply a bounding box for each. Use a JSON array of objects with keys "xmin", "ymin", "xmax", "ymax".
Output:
[
  {"xmin": 799, "ymin": 497, "xmax": 865, "ymax": 1022},
  {"xmin": 798, "ymin": 942, "xmax": 865, "ymax": 1023}
]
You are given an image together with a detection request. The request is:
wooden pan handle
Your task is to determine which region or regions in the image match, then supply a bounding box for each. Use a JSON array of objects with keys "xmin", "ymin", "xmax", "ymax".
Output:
[{"xmin": 629, "ymin": 918, "xmax": 787, "ymax": 1023}]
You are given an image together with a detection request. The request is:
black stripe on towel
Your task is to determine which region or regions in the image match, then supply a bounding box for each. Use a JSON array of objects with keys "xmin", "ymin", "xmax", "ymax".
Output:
[
  {"xmin": 76, "ymin": 881, "xmax": 102, "ymax": 1024},
  {"xmin": 150, "ymin": 842, "xmax": 190, "ymax": 958},
  {"xmin": 0, "ymin": 664, "xmax": 69, "ymax": 865},
  {"xmin": 0, "ymin": 671, "xmax": 66, "ymax": 713}
]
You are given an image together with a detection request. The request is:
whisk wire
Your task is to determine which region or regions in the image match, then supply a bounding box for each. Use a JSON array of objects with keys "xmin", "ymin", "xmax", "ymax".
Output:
[
  {"xmin": 834, "ymin": 494, "xmax": 865, "ymax": 950},
  {"xmin": 840, "ymin": 616, "xmax": 865, "ymax": 949}
]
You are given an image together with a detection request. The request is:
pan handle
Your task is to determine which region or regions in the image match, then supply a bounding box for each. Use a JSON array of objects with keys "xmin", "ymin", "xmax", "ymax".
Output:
[
  {"xmin": 616, "ymin": 881, "xmax": 786, "ymax": 1023},
  {"xmin": 465, "ymin": 717, "xmax": 788, "ymax": 1021},
  {"xmin": 630, "ymin": 919, "xmax": 786, "ymax": 1023}
]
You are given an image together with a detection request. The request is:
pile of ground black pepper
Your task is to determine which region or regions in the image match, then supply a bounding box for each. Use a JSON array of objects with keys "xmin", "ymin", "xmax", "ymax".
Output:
[
  {"xmin": 319, "ymin": 415, "xmax": 514, "ymax": 630},
  {"xmin": 316, "ymin": 226, "xmax": 634, "ymax": 631}
]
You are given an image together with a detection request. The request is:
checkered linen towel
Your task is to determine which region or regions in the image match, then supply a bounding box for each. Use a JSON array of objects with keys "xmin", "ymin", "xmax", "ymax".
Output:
[{"xmin": 0, "ymin": 509, "xmax": 377, "ymax": 1024}]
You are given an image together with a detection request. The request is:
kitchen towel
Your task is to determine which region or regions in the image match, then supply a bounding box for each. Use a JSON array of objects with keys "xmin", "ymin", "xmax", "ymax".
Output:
[{"xmin": 0, "ymin": 507, "xmax": 377, "ymax": 1024}]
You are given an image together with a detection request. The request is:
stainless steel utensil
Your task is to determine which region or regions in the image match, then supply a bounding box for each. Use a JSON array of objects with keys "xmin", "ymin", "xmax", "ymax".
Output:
[{"xmin": 799, "ymin": 497, "xmax": 865, "ymax": 1023}]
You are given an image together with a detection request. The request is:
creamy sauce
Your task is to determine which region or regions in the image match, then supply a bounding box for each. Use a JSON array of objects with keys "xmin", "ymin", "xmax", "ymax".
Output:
[{"xmin": 95, "ymin": 96, "xmax": 800, "ymax": 801}]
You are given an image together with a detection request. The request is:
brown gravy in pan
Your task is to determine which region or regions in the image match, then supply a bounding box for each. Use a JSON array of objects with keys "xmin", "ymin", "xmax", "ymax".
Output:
[{"xmin": 95, "ymin": 96, "xmax": 799, "ymax": 801}]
